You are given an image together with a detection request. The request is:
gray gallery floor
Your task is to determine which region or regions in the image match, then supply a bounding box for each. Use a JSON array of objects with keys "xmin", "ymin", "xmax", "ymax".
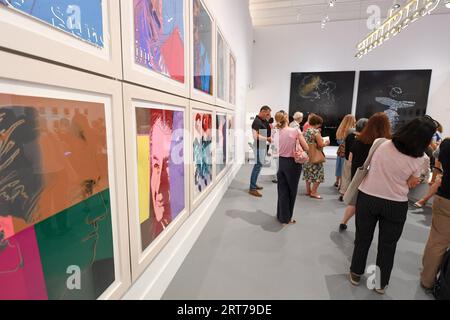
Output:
[{"xmin": 162, "ymin": 160, "xmax": 434, "ymax": 300}]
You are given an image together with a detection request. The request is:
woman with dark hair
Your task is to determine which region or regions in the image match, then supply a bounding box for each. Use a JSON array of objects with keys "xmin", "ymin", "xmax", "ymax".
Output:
[
  {"xmin": 339, "ymin": 113, "xmax": 391, "ymax": 231},
  {"xmin": 303, "ymin": 114, "xmax": 330, "ymax": 199},
  {"xmin": 349, "ymin": 116, "xmax": 436, "ymax": 294}
]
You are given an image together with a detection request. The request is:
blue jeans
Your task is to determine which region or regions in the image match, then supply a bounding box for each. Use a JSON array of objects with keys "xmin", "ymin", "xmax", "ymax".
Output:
[
  {"xmin": 336, "ymin": 156, "xmax": 345, "ymax": 177},
  {"xmin": 250, "ymin": 145, "xmax": 266, "ymax": 190}
]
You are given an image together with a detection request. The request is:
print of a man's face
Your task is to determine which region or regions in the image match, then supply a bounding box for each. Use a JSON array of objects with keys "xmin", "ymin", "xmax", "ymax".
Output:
[{"xmin": 150, "ymin": 117, "xmax": 172, "ymax": 222}]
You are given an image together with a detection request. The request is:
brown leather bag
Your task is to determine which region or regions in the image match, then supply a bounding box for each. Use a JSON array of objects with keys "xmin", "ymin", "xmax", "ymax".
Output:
[{"xmin": 308, "ymin": 142, "xmax": 325, "ymax": 164}]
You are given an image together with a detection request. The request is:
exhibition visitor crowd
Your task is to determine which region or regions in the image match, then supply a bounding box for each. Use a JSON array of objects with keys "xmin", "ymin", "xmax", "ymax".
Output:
[{"xmin": 249, "ymin": 106, "xmax": 449, "ymax": 297}]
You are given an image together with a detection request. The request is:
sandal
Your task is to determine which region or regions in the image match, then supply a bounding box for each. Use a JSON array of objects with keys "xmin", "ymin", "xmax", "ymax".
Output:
[
  {"xmin": 413, "ymin": 202, "xmax": 424, "ymax": 208},
  {"xmin": 310, "ymin": 194, "xmax": 323, "ymax": 199},
  {"xmin": 288, "ymin": 219, "xmax": 297, "ymax": 224}
]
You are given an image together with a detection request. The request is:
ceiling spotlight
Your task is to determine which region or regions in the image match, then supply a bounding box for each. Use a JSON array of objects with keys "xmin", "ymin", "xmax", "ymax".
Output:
[
  {"xmin": 445, "ymin": 0, "xmax": 450, "ymax": 9},
  {"xmin": 329, "ymin": 0, "xmax": 336, "ymax": 7}
]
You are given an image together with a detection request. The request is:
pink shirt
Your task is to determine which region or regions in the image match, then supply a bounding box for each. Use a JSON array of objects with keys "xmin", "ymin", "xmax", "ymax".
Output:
[
  {"xmin": 359, "ymin": 140, "xmax": 426, "ymax": 202},
  {"xmin": 274, "ymin": 127, "xmax": 301, "ymax": 158}
]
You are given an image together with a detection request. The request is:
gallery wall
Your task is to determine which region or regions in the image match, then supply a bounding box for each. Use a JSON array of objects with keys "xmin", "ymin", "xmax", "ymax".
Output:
[
  {"xmin": 207, "ymin": 0, "xmax": 254, "ymax": 164},
  {"xmin": 247, "ymin": 14, "xmax": 450, "ymax": 137},
  {"xmin": 0, "ymin": 0, "xmax": 253, "ymax": 300}
]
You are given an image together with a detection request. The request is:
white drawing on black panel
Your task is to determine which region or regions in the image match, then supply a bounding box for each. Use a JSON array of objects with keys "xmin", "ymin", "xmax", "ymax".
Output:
[
  {"xmin": 298, "ymin": 75, "xmax": 337, "ymax": 103},
  {"xmin": 375, "ymin": 87, "xmax": 415, "ymax": 131}
]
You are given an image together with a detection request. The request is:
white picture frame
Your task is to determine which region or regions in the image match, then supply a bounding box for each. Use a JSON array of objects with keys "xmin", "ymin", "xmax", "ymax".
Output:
[
  {"xmin": 0, "ymin": 50, "xmax": 131, "ymax": 300},
  {"xmin": 121, "ymin": 0, "xmax": 191, "ymax": 98},
  {"xmin": 227, "ymin": 111, "xmax": 236, "ymax": 167},
  {"xmin": 0, "ymin": 0, "xmax": 122, "ymax": 78},
  {"xmin": 229, "ymin": 51, "xmax": 237, "ymax": 107},
  {"xmin": 122, "ymin": 83, "xmax": 190, "ymax": 281},
  {"xmin": 189, "ymin": 0, "xmax": 216, "ymax": 105},
  {"xmin": 214, "ymin": 108, "xmax": 229, "ymax": 182},
  {"xmin": 190, "ymin": 100, "xmax": 216, "ymax": 211},
  {"xmin": 215, "ymin": 25, "xmax": 229, "ymax": 108}
]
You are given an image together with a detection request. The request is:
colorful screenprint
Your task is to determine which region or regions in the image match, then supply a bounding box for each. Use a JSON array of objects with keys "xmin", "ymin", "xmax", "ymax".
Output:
[
  {"xmin": 134, "ymin": 0, "xmax": 185, "ymax": 83},
  {"xmin": 193, "ymin": 111, "xmax": 212, "ymax": 196},
  {"xmin": 135, "ymin": 107, "xmax": 185, "ymax": 251},
  {"xmin": 193, "ymin": 0, "xmax": 213, "ymax": 95},
  {"xmin": 216, "ymin": 113, "xmax": 227, "ymax": 174},
  {"xmin": 356, "ymin": 70, "xmax": 432, "ymax": 132},
  {"xmin": 227, "ymin": 114, "xmax": 235, "ymax": 163},
  {"xmin": 217, "ymin": 31, "xmax": 227, "ymax": 101},
  {"xmin": 0, "ymin": 93, "xmax": 114, "ymax": 299},
  {"xmin": 229, "ymin": 53, "xmax": 236, "ymax": 105},
  {"xmin": 0, "ymin": 0, "xmax": 104, "ymax": 48}
]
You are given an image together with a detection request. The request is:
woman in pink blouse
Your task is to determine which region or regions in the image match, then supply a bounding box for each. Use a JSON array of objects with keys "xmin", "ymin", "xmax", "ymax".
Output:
[
  {"xmin": 349, "ymin": 116, "xmax": 437, "ymax": 294},
  {"xmin": 274, "ymin": 111, "xmax": 309, "ymax": 225}
]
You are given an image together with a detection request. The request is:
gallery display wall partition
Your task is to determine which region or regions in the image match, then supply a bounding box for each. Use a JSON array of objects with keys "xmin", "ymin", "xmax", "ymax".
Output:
[
  {"xmin": 0, "ymin": 50, "xmax": 131, "ymax": 300},
  {"xmin": 190, "ymin": 100, "xmax": 216, "ymax": 211},
  {"xmin": 0, "ymin": 0, "xmax": 122, "ymax": 79},
  {"xmin": 121, "ymin": 0, "xmax": 191, "ymax": 98},
  {"xmin": 189, "ymin": 0, "xmax": 217, "ymax": 106},
  {"xmin": 122, "ymin": 83, "xmax": 191, "ymax": 281},
  {"xmin": 0, "ymin": 0, "xmax": 241, "ymax": 299}
]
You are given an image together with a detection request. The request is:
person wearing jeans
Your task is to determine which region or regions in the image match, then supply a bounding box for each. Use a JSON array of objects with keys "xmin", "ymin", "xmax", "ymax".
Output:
[
  {"xmin": 349, "ymin": 116, "xmax": 436, "ymax": 294},
  {"xmin": 249, "ymin": 106, "xmax": 272, "ymax": 197},
  {"xmin": 335, "ymin": 115, "xmax": 356, "ymax": 188},
  {"xmin": 421, "ymin": 138, "xmax": 450, "ymax": 290},
  {"xmin": 250, "ymin": 144, "xmax": 267, "ymax": 190}
]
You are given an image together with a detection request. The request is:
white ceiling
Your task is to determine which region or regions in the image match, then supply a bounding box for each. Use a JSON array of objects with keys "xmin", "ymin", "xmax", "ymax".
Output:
[{"xmin": 249, "ymin": 0, "xmax": 450, "ymax": 27}]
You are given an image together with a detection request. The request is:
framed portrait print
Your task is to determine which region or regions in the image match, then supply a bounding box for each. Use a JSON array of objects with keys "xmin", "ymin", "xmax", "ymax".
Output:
[
  {"xmin": 0, "ymin": 50, "xmax": 131, "ymax": 300},
  {"xmin": 190, "ymin": 100, "xmax": 215, "ymax": 210},
  {"xmin": 190, "ymin": 0, "xmax": 216, "ymax": 105},
  {"xmin": 215, "ymin": 110, "xmax": 228, "ymax": 179},
  {"xmin": 215, "ymin": 26, "xmax": 229, "ymax": 108},
  {"xmin": 229, "ymin": 51, "xmax": 236, "ymax": 107},
  {"xmin": 227, "ymin": 112, "xmax": 236, "ymax": 166},
  {"xmin": 121, "ymin": 0, "xmax": 191, "ymax": 97},
  {"xmin": 122, "ymin": 84, "xmax": 190, "ymax": 280},
  {"xmin": 0, "ymin": 0, "xmax": 122, "ymax": 78}
]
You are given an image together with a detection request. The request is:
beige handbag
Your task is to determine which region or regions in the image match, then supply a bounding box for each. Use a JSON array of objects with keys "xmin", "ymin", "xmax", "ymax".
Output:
[{"xmin": 343, "ymin": 138, "xmax": 388, "ymax": 206}]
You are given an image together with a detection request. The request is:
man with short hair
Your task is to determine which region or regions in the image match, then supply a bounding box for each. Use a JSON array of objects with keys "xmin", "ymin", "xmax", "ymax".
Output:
[
  {"xmin": 290, "ymin": 111, "xmax": 303, "ymax": 130},
  {"xmin": 249, "ymin": 106, "xmax": 272, "ymax": 197}
]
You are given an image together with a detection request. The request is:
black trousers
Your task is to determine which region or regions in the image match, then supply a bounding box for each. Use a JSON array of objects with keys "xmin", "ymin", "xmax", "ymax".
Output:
[
  {"xmin": 350, "ymin": 191, "xmax": 408, "ymax": 288},
  {"xmin": 277, "ymin": 157, "xmax": 302, "ymax": 224}
]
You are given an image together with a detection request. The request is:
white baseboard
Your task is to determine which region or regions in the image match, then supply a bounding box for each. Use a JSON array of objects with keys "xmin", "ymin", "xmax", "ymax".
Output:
[{"xmin": 122, "ymin": 163, "xmax": 242, "ymax": 300}]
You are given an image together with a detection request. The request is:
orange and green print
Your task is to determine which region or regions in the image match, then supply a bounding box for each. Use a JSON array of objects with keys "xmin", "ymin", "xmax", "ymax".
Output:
[{"xmin": 0, "ymin": 93, "xmax": 114, "ymax": 300}]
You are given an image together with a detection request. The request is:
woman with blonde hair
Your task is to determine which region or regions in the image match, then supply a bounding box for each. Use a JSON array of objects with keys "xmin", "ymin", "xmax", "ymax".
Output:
[
  {"xmin": 274, "ymin": 111, "xmax": 309, "ymax": 224},
  {"xmin": 334, "ymin": 115, "xmax": 356, "ymax": 188}
]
